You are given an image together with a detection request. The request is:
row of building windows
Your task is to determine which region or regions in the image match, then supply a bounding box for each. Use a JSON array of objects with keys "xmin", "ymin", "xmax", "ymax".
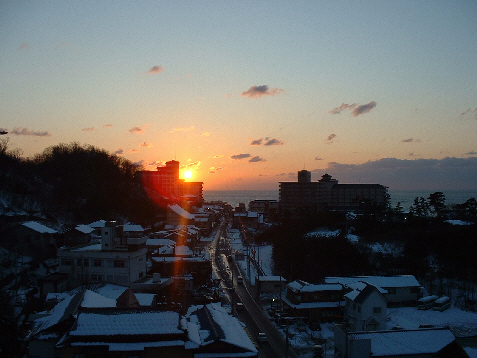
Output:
[{"xmin": 61, "ymin": 258, "xmax": 126, "ymax": 268}]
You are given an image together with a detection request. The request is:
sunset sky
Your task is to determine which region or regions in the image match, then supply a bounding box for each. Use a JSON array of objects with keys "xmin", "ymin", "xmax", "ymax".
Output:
[{"xmin": 1, "ymin": 1, "xmax": 477, "ymax": 191}]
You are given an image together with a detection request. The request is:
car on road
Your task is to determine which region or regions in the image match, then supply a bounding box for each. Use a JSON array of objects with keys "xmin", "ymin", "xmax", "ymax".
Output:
[{"xmin": 257, "ymin": 332, "xmax": 267, "ymax": 342}]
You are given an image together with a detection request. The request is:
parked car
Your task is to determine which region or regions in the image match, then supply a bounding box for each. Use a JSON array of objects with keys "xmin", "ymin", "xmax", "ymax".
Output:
[
  {"xmin": 257, "ymin": 332, "xmax": 267, "ymax": 342},
  {"xmin": 433, "ymin": 296, "xmax": 451, "ymax": 311}
]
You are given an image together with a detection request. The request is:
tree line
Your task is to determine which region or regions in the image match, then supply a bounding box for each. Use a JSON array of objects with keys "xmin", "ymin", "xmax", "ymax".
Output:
[{"xmin": 0, "ymin": 139, "xmax": 163, "ymax": 225}]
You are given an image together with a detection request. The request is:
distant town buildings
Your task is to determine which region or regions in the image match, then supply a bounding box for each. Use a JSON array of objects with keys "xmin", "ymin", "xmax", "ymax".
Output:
[
  {"xmin": 138, "ymin": 160, "xmax": 204, "ymax": 206},
  {"xmin": 279, "ymin": 171, "xmax": 388, "ymax": 213}
]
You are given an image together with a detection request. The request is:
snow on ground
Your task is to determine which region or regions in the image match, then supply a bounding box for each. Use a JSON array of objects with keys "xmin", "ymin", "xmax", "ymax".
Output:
[{"xmin": 387, "ymin": 306, "xmax": 477, "ymax": 337}]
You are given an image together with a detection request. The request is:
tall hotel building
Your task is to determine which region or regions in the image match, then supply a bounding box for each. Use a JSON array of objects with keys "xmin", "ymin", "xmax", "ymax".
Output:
[
  {"xmin": 138, "ymin": 160, "xmax": 203, "ymax": 204},
  {"xmin": 279, "ymin": 171, "xmax": 387, "ymax": 213}
]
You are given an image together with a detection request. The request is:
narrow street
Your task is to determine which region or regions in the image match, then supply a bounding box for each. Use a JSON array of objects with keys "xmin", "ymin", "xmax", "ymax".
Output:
[{"xmin": 208, "ymin": 219, "xmax": 298, "ymax": 358}]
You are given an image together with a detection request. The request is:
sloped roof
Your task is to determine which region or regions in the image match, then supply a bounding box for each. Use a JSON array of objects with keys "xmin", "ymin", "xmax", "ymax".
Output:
[
  {"xmin": 345, "ymin": 284, "xmax": 387, "ymax": 304},
  {"xmin": 70, "ymin": 311, "xmax": 182, "ymax": 336},
  {"xmin": 326, "ymin": 275, "xmax": 421, "ymax": 289},
  {"xmin": 349, "ymin": 328, "xmax": 456, "ymax": 356},
  {"xmin": 116, "ymin": 288, "xmax": 140, "ymax": 308},
  {"xmin": 123, "ymin": 223, "xmax": 144, "ymax": 232},
  {"xmin": 22, "ymin": 221, "xmax": 57, "ymax": 234},
  {"xmin": 168, "ymin": 204, "xmax": 195, "ymax": 220},
  {"xmin": 75, "ymin": 224, "xmax": 94, "ymax": 234}
]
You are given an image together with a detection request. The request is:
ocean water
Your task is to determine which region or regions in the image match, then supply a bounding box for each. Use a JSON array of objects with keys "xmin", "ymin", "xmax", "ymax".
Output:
[{"xmin": 204, "ymin": 189, "xmax": 477, "ymax": 211}]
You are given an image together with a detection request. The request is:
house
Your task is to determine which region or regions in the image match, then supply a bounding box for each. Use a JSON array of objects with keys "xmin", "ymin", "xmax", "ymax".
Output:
[
  {"xmin": 62, "ymin": 224, "xmax": 94, "ymax": 247},
  {"xmin": 256, "ymin": 275, "xmax": 287, "ymax": 294},
  {"xmin": 56, "ymin": 221, "xmax": 147, "ymax": 289},
  {"xmin": 344, "ymin": 283, "xmax": 387, "ymax": 331},
  {"xmin": 326, "ymin": 275, "xmax": 422, "ymax": 306},
  {"xmin": 283, "ymin": 280, "xmax": 345, "ymax": 323},
  {"xmin": 333, "ymin": 325, "xmax": 470, "ymax": 358},
  {"xmin": 3, "ymin": 221, "xmax": 58, "ymax": 260},
  {"xmin": 183, "ymin": 303, "xmax": 258, "ymax": 357}
]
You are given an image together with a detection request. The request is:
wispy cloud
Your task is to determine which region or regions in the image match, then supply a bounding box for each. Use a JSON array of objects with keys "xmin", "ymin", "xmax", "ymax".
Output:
[
  {"xmin": 464, "ymin": 151, "xmax": 477, "ymax": 156},
  {"xmin": 264, "ymin": 138, "xmax": 284, "ymax": 146},
  {"xmin": 241, "ymin": 85, "xmax": 284, "ymax": 99},
  {"xmin": 170, "ymin": 126, "xmax": 195, "ymax": 133},
  {"xmin": 460, "ymin": 108, "xmax": 477, "ymax": 120},
  {"xmin": 231, "ymin": 153, "xmax": 251, "ymax": 160},
  {"xmin": 129, "ymin": 149, "xmax": 139, "ymax": 153},
  {"xmin": 11, "ymin": 127, "xmax": 51, "ymax": 137},
  {"xmin": 103, "ymin": 123, "xmax": 113, "ymax": 128},
  {"xmin": 329, "ymin": 101, "xmax": 377, "ymax": 116},
  {"xmin": 182, "ymin": 160, "xmax": 201, "ymax": 169},
  {"xmin": 17, "ymin": 42, "xmax": 30, "ymax": 50},
  {"xmin": 209, "ymin": 167, "xmax": 223, "ymax": 173},
  {"xmin": 249, "ymin": 156, "xmax": 266, "ymax": 163},
  {"xmin": 401, "ymin": 138, "xmax": 421, "ymax": 143},
  {"xmin": 250, "ymin": 138, "xmax": 263, "ymax": 145},
  {"xmin": 213, "ymin": 154, "xmax": 224, "ymax": 159},
  {"xmin": 139, "ymin": 142, "xmax": 153, "ymax": 148},
  {"xmin": 82, "ymin": 127, "xmax": 95, "ymax": 132},
  {"xmin": 114, "ymin": 149, "xmax": 124, "ymax": 155},
  {"xmin": 351, "ymin": 101, "xmax": 377, "ymax": 116},
  {"xmin": 315, "ymin": 157, "xmax": 324, "ymax": 161},
  {"xmin": 325, "ymin": 133, "xmax": 336, "ymax": 144},
  {"xmin": 201, "ymin": 132, "xmax": 210, "ymax": 137},
  {"xmin": 146, "ymin": 65, "xmax": 164, "ymax": 74},
  {"xmin": 128, "ymin": 126, "xmax": 145, "ymax": 134},
  {"xmin": 328, "ymin": 103, "xmax": 357, "ymax": 115}
]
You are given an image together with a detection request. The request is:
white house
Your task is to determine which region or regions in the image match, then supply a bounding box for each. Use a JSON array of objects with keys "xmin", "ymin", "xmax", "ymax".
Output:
[
  {"xmin": 344, "ymin": 283, "xmax": 387, "ymax": 332},
  {"xmin": 326, "ymin": 275, "xmax": 421, "ymax": 306},
  {"xmin": 57, "ymin": 221, "xmax": 147, "ymax": 287}
]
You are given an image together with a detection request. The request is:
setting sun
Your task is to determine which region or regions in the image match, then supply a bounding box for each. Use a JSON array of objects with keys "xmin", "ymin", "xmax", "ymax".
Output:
[{"xmin": 183, "ymin": 170, "xmax": 192, "ymax": 180}]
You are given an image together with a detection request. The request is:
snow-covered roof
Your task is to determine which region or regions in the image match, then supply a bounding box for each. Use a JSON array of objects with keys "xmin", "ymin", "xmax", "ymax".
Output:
[
  {"xmin": 123, "ymin": 223, "xmax": 144, "ymax": 232},
  {"xmin": 325, "ymin": 275, "xmax": 421, "ymax": 289},
  {"xmin": 257, "ymin": 275, "xmax": 286, "ymax": 282},
  {"xmin": 175, "ymin": 245, "xmax": 193, "ymax": 256},
  {"xmin": 287, "ymin": 280, "xmax": 342, "ymax": 293},
  {"xmin": 88, "ymin": 220, "xmax": 106, "ymax": 228},
  {"xmin": 348, "ymin": 328, "xmax": 456, "ymax": 356},
  {"xmin": 75, "ymin": 224, "xmax": 94, "ymax": 234},
  {"xmin": 81, "ymin": 290, "xmax": 116, "ymax": 308},
  {"xmin": 184, "ymin": 303, "xmax": 256, "ymax": 353},
  {"xmin": 283, "ymin": 297, "xmax": 342, "ymax": 310},
  {"xmin": 22, "ymin": 221, "xmax": 57, "ymax": 234},
  {"xmin": 70, "ymin": 311, "xmax": 182, "ymax": 336},
  {"xmin": 147, "ymin": 238, "xmax": 175, "ymax": 247},
  {"xmin": 168, "ymin": 204, "xmax": 195, "ymax": 220}
]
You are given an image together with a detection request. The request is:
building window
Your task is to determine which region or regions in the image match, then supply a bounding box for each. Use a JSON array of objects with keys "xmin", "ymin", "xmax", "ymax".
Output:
[
  {"xmin": 61, "ymin": 258, "xmax": 73, "ymax": 266},
  {"xmin": 373, "ymin": 307, "xmax": 382, "ymax": 314},
  {"xmin": 91, "ymin": 274, "xmax": 103, "ymax": 282},
  {"xmin": 93, "ymin": 259, "xmax": 102, "ymax": 267},
  {"xmin": 114, "ymin": 260, "xmax": 126, "ymax": 268},
  {"xmin": 410, "ymin": 287, "xmax": 418, "ymax": 294}
]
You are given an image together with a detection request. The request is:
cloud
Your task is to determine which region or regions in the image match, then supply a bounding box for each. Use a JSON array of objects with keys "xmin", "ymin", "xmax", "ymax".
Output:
[
  {"xmin": 170, "ymin": 126, "xmax": 195, "ymax": 133},
  {"xmin": 213, "ymin": 154, "xmax": 224, "ymax": 158},
  {"xmin": 315, "ymin": 157, "xmax": 324, "ymax": 161},
  {"xmin": 129, "ymin": 149, "xmax": 139, "ymax": 153},
  {"xmin": 231, "ymin": 153, "xmax": 251, "ymax": 160},
  {"xmin": 240, "ymin": 85, "xmax": 284, "ymax": 99},
  {"xmin": 460, "ymin": 108, "xmax": 477, "ymax": 120},
  {"xmin": 351, "ymin": 101, "xmax": 377, "ymax": 116},
  {"xmin": 328, "ymin": 103, "xmax": 357, "ymax": 115},
  {"xmin": 325, "ymin": 133, "xmax": 337, "ymax": 143},
  {"xmin": 146, "ymin": 65, "xmax": 164, "ymax": 74},
  {"xmin": 209, "ymin": 166, "xmax": 223, "ymax": 173},
  {"xmin": 329, "ymin": 101, "xmax": 377, "ymax": 116},
  {"xmin": 139, "ymin": 142, "xmax": 153, "ymax": 148},
  {"xmin": 11, "ymin": 127, "xmax": 51, "ymax": 137},
  {"xmin": 201, "ymin": 132, "xmax": 210, "ymax": 137},
  {"xmin": 408, "ymin": 152, "xmax": 419, "ymax": 157},
  {"xmin": 249, "ymin": 156, "xmax": 266, "ymax": 163},
  {"xmin": 103, "ymin": 123, "xmax": 113, "ymax": 128},
  {"xmin": 183, "ymin": 160, "xmax": 201, "ymax": 169},
  {"xmin": 82, "ymin": 127, "xmax": 95, "ymax": 132},
  {"xmin": 114, "ymin": 149, "xmax": 124, "ymax": 155},
  {"xmin": 17, "ymin": 42, "xmax": 30, "ymax": 50},
  {"xmin": 401, "ymin": 138, "xmax": 421, "ymax": 143},
  {"xmin": 250, "ymin": 137, "xmax": 285, "ymax": 146},
  {"xmin": 128, "ymin": 126, "xmax": 145, "ymax": 134},
  {"xmin": 264, "ymin": 138, "xmax": 284, "ymax": 146},
  {"xmin": 464, "ymin": 151, "xmax": 477, "ymax": 156},
  {"xmin": 316, "ymin": 157, "xmax": 477, "ymax": 191}
]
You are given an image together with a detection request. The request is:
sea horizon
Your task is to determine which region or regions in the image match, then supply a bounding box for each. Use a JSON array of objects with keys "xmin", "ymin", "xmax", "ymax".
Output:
[{"xmin": 204, "ymin": 189, "xmax": 477, "ymax": 211}]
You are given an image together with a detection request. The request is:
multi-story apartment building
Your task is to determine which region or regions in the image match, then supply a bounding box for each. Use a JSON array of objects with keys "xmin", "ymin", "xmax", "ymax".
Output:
[
  {"xmin": 138, "ymin": 160, "xmax": 204, "ymax": 204},
  {"xmin": 57, "ymin": 221, "xmax": 147, "ymax": 286},
  {"xmin": 279, "ymin": 171, "xmax": 388, "ymax": 213}
]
